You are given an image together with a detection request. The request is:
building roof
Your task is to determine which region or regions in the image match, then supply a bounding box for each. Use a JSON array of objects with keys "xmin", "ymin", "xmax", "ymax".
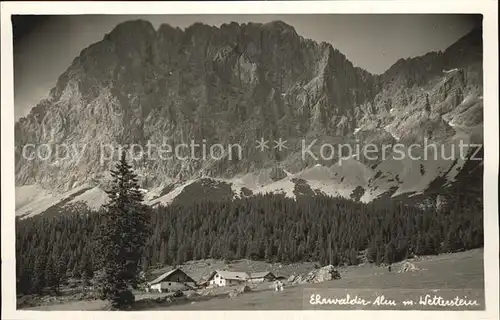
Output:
[
  {"xmin": 249, "ymin": 271, "xmax": 275, "ymax": 279},
  {"xmin": 207, "ymin": 270, "xmax": 250, "ymax": 281},
  {"xmin": 148, "ymin": 268, "xmax": 195, "ymax": 285}
]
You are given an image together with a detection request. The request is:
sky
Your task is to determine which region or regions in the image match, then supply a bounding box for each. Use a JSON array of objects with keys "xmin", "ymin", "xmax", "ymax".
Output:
[{"xmin": 13, "ymin": 14, "xmax": 481, "ymax": 120}]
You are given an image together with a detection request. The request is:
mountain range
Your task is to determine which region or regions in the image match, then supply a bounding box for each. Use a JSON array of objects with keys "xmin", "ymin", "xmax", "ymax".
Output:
[{"xmin": 14, "ymin": 20, "xmax": 483, "ymax": 218}]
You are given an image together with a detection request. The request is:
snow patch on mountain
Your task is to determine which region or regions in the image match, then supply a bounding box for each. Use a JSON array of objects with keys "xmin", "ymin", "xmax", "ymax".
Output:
[
  {"xmin": 148, "ymin": 180, "xmax": 195, "ymax": 207},
  {"xmin": 16, "ymin": 184, "xmax": 92, "ymax": 219},
  {"xmin": 254, "ymin": 179, "xmax": 296, "ymax": 199},
  {"xmin": 384, "ymin": 125, "xmax": 401, "ymax": 141},
  {"xmin": 67, "ymin": 186, "xmax": 109, "ymax": 210},
  {"xmin": 15, "ymin": 184, "xmax": 53, "ymax": 210}
]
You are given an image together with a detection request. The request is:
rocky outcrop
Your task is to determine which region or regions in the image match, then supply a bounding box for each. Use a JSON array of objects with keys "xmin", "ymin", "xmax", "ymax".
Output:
[
  {"xmin": 15, "ymin": 20, "xmax": 380, "ymax": 192},
  {"xmin": 15, "ymin": 20, "xmax": 483, "ymax": 202},
  {"xmin": 228, "ymin": 285, "xmax": 251, "ymax": 298},
  {"xmin": 397, "ymin": 261, "xmax": 422, "ymax": 273},
  {"xmin": 289, "ymin": 265, "xmax": 341, "ymax": 284}
]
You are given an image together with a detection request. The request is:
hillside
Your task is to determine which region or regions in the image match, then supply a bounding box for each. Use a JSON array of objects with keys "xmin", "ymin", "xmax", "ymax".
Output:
[
  {"xmin": 15, "ymin": 21, "xmax": 483, "ymax": 217},
  {"xmin": 20, "ymin": 249, "xmax": 484, "ymax": 310}
]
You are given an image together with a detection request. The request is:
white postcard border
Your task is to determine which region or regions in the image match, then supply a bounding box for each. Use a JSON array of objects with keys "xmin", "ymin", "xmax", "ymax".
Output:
[{"xmin": 2, "ymin": 1, "xmax": 498, "ymax": 320}]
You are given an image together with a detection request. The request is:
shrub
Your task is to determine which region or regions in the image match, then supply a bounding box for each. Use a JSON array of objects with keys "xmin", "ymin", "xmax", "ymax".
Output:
[{"xmin": 109, "ymin": 289, "xmax": 135, "ymax": 309}]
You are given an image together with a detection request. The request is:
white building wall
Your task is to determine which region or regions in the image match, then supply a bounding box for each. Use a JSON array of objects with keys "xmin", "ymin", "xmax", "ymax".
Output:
[
  {"xmin": 208, "ymin": 273, "xmax": 249, "ymax": 287},
  {"xmin": 151, "ymin": 283, "xmax": 162, "ymax": 292},
  {"xmin": 209, "ymin": 275, "xmax": 228, "ymax": 287}
]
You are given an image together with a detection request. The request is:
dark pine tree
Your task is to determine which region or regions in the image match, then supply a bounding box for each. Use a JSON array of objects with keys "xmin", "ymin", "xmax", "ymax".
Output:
[
  {"xmin": 94, "ymin": 150, "xmax": 151, "ymax": 309},
  {"xmin": 56, "ymin": 254, "xmax": 68, "ymax": 291},
  {"xmin": 32, "ymin": 254, "xmax": 48, "ymax": 294},
  {"xmin": 17, "ymin": 259, "xmax": 33, "ymax": 295},
  {"xmin": 384, "ymin": 241, "xmax": 397, "ymax": 264},
  {"xmin": 45, "ymin": 257, "xmax": 60, "ymax": 294},
  {"xmin": 79, "ymin": 249, "xmax": 95, "ymax": 286}
]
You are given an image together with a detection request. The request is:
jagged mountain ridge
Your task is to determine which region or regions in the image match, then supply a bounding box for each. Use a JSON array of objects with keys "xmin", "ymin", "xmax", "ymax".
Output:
[
  {"xmin": 14, "ymin": 20, "xmax": 483, "ymax": 217},
  {"xmin": 15, "ymin": 20, "xmax": 377, "ymax": 188}
]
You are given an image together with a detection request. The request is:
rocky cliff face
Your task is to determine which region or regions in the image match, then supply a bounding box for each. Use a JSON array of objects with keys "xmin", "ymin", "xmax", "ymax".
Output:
[{"xmin": 14, "ymin": 20, "xmax": 483, "ymax": 214}]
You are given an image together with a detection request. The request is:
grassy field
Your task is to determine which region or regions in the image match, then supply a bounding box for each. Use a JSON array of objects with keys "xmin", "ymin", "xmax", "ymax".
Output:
[{"xmin": 21, "ymin": 248, "xmax": 484, "ymax": 311}]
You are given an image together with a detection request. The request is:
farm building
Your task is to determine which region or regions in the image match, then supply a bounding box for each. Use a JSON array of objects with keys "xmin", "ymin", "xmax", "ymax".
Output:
[
  {"xmin": 206, "ymin": 270, "xmax": 250, "ymax": 287},
  {"xmin": 147, "ymin": 268, "xmax": 196, "ymax": 293},
  {"xmin": 248, "ymin": 271, "xmax": 276, "ymax": 283}
]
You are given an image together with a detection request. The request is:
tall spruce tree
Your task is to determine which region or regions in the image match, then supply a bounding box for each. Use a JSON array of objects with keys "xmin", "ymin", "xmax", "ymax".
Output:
[
  {"xmin": 79, "ymin": 249, "xmax": 94, "ymax": 286},
  {"xmin": 32, "ymin": 254, "xmax": 48, "ymax": 294},
  {"xmin": 95, "ymin": 150, "xmax": 150, "ymax": 309},
  {"xmin": 45, "ymin": 257, "xmax": 59, "ymax": 294}
]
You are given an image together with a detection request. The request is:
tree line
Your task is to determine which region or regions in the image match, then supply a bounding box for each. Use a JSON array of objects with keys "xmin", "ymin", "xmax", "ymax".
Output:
[
  {"xmin": 16, "ymin": 185, "xmax": 483, "ymax": 297},
  {"xmin": 16, "ymin": 152, "xmax": 150, "ymax": 309}
]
